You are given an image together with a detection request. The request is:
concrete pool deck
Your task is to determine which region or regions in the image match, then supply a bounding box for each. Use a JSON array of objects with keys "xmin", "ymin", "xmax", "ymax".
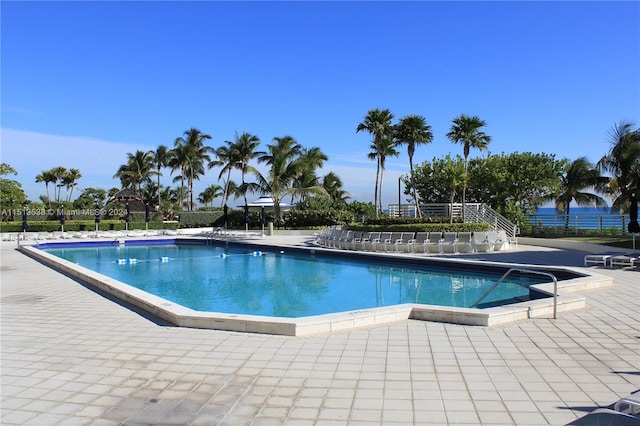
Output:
[{"xmin": 1, "ymin": 235, "xmax": 639, "ymax": 425}]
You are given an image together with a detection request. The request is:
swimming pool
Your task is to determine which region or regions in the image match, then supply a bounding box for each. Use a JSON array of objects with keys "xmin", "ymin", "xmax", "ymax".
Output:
[
  {"xmin": 40, "ymin": 242, "xmax": 546, "ymax": 317},
  {"xmin": 20, "ymin": 238, "xmax": 596, "ymax": 335}
]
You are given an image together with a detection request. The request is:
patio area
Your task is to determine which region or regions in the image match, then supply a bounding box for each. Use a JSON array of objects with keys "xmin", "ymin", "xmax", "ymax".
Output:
[{"xmin": 1, "ymin": 236, "xmax": 638, "ymax": 425}]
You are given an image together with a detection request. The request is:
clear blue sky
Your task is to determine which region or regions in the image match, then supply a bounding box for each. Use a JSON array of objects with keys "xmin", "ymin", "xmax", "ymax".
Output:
[{"xmin": 2, "ymin": 1, "xmax": 639, "ymax": 208}]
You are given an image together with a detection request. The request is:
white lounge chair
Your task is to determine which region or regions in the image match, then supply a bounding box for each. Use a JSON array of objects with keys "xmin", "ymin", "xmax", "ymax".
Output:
[
  {"xmin": 456, "ymin": 232, "xmax": 474, "ymax": 253},
  {"xmin": 383, "ymin": 232, "xmax": 403, "ymax": 252},
  {"xmin": 394, "ymin": 232, "xmax": 414, "ymax": 253},
  {"xmin": 361, "ymin": 232, "xmax": 381, "ymax": 251},
  {"xmin": 609, "ymin": 254, "xmax": 639, "ymax": 268},
  {"xmin": 439, "ymin": 232, "xmax": 458, "ymax": 253},
  {"xmin": 472, "ymin": 232, "xmax": 492, "ymax": 253},
  {"xmin": 584, "ymin": 252, "xmax": 625, "ymax": 268}
]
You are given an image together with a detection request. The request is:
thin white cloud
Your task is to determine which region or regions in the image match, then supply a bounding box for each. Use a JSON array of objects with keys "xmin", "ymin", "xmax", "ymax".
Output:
[{"xmin": 1, "ymin": 128, "xmax": 151, "ymax": 200}]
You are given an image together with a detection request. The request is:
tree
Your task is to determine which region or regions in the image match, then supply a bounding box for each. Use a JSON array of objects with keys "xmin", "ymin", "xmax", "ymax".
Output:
[
  {"xmin": 73, "ymin": 187, "xmax": 107, "ymax": 209},
  {"xmin": 114, "ymin": 150, "xmax": 154, "ymax": 193},
  {"xmin": 292, "ymin": 146, "xmax": 328, "ymax": 203},
  {"xmin": 356, "ymin": 108, "xmax": 395, "ymax": 217},
  {"xmin": 233, "ymin": 132, "xmax": 261, "ymax": 207},
  {"xmin": 395, "ymin": 114, "xmax": 433, "ymax": 217},
  {"xmin": 1, "ymin": 163, "xmax": 27, "ymax": 221},
  {"xmin": 442, "ymin": 156, "xmax": 466, "ymax": 223},
  {"xmin": 247, "ymin": 136, "xmax": 326, "ymax": 224},
  {"xmin": 198, "ymin": 184, "xmax": 223, "ymax": 208},
  {"xmin": 446, "ymin": 114, "xmax": 491, "ymax": 216},
  {"xmin": 172, "ymin": 128, "xmax": 213, "ymax": 211},
  {"xmin": 35, "ymin": 170, "xmax": 56, "ymax": 209},
  {"xmin": 50, "ymin": 166, "xmax": 68, "ymax": 203},
  {"xmin": 62, "ymin": 168, "xmax": 82, "ymax": 202},
  {"xmin": 322, "ymin": 172, "xmax": 350, "ymax": 203},
  {"xmin": 411, "ymin": 152, "xmax": 566, "ymax": 224},
  {"xmin": 367, "ymin": 136, "xmax": 398, "ymax": 214},
  {"xmin": 152, "ymin": 145, "xmax": 172, "ymax": 209},
  {"xmin": 597, "ymin": 121, "xmax": 640, "ymax": 212},
  {"xmin": 549, "ymin": 157, "xmax": 609, "ymax": 230}
]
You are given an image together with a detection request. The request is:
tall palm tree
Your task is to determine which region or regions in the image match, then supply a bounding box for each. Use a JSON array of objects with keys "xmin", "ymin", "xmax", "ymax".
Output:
[
  {"xmin": 50, "ymin": 166, "xmax": 68, "ymax": 203},
  {"xmin": 152, "ymin": 145, "xmax": 171, "ymax": 209},
  {"xmin": 62, "ymin": 168, "xmax": 82, "ymax": 202},
  {"xmin": 356, "ymin": 108, "xmax": 395, "ymax": 217},
  {"xmin": 114, "ymin": 150, "xmax": 155, "ymax": 193},
  {"xmin": 35, "ymin": 170, "xmax": 56, "ymax": 208},
  {"xmin": 367, "ymin": 136, "xmax": 399, "ymax": 214},
  {"xmin": 597, "ymin": 121, "xmax": 640, "ymax": 212},
  {"xmin": 172, "ymin": 128, "xmax": 213, "ymax": 211},
  {"xmin": 552, "ymin": 157, "xmax": 608, "ymax": 231},
  {"xmin": 233, "ymin": 132, "xmax": 261, "ymax": 207},
  {"xmin": 395, "ymin": 114, "xmax": 433, "ymax": 218},
  {"xmin": 446, "ymin": 114, "xmax": 491, "ymax": 217},
  {"xmin": 210, "ymin": 142, "xmax": 237, "ymax": 207}
]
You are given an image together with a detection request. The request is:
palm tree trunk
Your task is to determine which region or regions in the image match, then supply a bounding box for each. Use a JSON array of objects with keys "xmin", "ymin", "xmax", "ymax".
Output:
[
  {"xmin": 45, "ymin": 183, "xmax": 51, "ymax": 209},
  {"xmin": 462, "ymin": 158, "xmax": 468, "ymax": 222},
  {"xmin": 157, "ymin": 168, "xmax": 161, "ymax": 209},
  {"xmin": 409, "ymin": 155, "xmax": 421, "ymax": 218},
  {"xmin": 379, "ymin": 165, "xmax": 385, "ymax": 215},
  {"xmin": 374, "ymin": 158, "xmax": 380, "ymax": 218}
]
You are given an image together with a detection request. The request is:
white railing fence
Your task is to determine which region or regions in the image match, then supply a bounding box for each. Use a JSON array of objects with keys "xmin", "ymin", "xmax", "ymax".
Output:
[{"xmin": 387, "ymin": 203, "xmax": 519, "ymax": 239}]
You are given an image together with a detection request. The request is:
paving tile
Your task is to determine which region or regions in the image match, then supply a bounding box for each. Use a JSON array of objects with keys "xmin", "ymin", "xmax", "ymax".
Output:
[{"xmin": 2, "ymin": 238, "xmax": 639, "ymax": 425}]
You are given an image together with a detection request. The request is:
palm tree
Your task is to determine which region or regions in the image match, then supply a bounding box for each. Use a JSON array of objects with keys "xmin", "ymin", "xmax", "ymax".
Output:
[
  {"xmin": 210, "ymin": 142, "xmax": 237, "ymax": 207},
  {"xmin": 62, "ymin": 168, "xmax": 82, "ymax": 202},
  {"xmin": 198, "ymin": 184, "xmax": 223, "ymax": 208},
  {"xmin": 152, "ymin": 145, "xmax": 171, "ymax": 209},
  {"xmin": 248, "ymin": 136, "xmax": 325, "ymax": 224},
  {"xmin": 395, "ymin": 114, "xmax": 433, "ymax": 218},
  {"xmin": 233, "ymin": 132, "xmax": 261, "ymax": 207},
  {"xmin": 292, "ymin": 146, "xmax": 328, "ymax": 203},
  {"xmin": 114, "ymin": 150, "xmax": 155, "ymax": 193},
  {"xmin": 367, "ymin": 136, "xmax": 399, "ymax": 214},
  {"xmin": 552, "ymin": 157, "xmax": 609, "ymax": 231},
  {"xmin": 356, "ymin": 108, "xmax": 395, "ymax": 217},
  {"xmin": 172, "ymin": 128, "xmax": 213, "ymax": 211},
  {"xmin": 446, "ymin": 114, "xmax": 491, "ymax": 218},
  {"xmin": 50, "ymin": 166, "xmax": 68, "ymax": 203},
  {"xmin": 597, "ymin": 121, "xmax": 640, "ymax": 212},
  {"xmin": 322, "ymin": 172, "xmax": 350, "ymax": 202},
  {"xmin": 442, "ymin": 156, "xmax": 466, "ymax": 223},
  {"xmin": 35, "ymin": 170, "xmax": 56, "ymax": 208}
]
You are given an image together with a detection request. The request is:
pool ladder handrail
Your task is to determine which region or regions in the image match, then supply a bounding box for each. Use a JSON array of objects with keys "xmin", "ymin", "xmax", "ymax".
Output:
[{"xmin": 471, "ymin": 267, "xmax": 558, "ymax": 319}]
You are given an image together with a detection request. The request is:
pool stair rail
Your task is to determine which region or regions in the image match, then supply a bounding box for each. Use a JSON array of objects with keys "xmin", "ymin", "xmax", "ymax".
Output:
[{"xmin": 471, "ymin": 268, "xmax": 558, "ymax": 319}]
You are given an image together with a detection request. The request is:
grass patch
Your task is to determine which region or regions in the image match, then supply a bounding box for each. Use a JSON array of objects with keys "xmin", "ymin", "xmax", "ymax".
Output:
[{"xmin": 552, "ymin": 236, "xmax": 638, "ymax": 250}]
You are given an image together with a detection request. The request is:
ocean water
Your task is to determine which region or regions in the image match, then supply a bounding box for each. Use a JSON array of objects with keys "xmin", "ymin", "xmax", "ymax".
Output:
[
  {"xmin": 531, "ymin": 206, "xmax": 628, "ymax": 230},
  {"xmin": 535, "ymin": 207, "xmax": 614, "ymax": 215}
]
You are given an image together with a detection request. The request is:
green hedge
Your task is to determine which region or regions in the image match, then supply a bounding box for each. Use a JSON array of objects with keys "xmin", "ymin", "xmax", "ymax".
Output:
[
  {"xmin": 177, "ymin": 211, "xmax": 225, "ymax": 228},
  {"xmin": 0, "ymin": 220, "xmax": 179, "ymax": 233}
]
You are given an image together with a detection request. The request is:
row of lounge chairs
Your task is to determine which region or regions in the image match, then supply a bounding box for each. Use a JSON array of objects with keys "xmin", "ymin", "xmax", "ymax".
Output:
[
  {"xmin": 4, "ymin": 229, "xmax": 179, "ymax": 242},
  {"xmin": 315, "ymin": 229, "xmax": 509, "ymax": 254}
]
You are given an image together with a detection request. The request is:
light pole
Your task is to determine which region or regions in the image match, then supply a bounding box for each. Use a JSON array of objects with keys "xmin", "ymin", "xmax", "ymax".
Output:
[{"xmin": 398, "ymin": 176, "xmax": 402, "ymax": 218}]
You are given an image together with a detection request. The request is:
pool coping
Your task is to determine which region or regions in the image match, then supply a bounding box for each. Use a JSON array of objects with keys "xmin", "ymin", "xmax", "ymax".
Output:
[{"xmin": 18, "ymin": 238, "xmax": 613, "ymax": 336}]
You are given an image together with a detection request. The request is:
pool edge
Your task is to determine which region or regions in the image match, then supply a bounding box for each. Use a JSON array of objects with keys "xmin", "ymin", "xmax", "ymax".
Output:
[{"xmin": 18, "ymin": 240, "xmax": 611, "ymax": 337}]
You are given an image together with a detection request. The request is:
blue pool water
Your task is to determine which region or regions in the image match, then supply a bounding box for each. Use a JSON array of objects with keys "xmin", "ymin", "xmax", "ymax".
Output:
[{"xmin": 42, "ymin": 243, "xmax": 546, "ymax": 317}]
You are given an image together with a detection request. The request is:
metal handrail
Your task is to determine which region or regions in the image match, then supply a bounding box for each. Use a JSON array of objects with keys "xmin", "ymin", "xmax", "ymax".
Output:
[{"xmin": 471, "ymin": 268, "xmax": 558, "ymax": 319}]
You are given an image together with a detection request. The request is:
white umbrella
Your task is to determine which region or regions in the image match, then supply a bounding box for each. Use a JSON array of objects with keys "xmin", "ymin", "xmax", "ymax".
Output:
[{"xmin": 243, "ymin": 196, "xmax": 291, "ymax": 210}]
